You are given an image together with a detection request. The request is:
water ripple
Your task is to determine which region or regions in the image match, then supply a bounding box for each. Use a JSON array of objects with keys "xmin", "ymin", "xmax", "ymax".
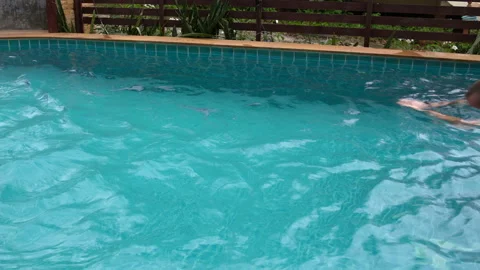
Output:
[{"xmin": 0, "ymin": 50, "xmax": 479, "ymax": 269}]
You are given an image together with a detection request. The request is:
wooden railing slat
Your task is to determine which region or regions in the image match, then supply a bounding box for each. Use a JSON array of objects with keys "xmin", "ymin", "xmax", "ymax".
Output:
[
  {"xmin": 371, "ymin": 29, "xmax": 477, "ymax": 42},
  {"xmin": 373, "ymin": 4, "xmax": 480, "ymax": 16},
  {"xmin": 82, "ymin": 0, "xmax": 158, "ymax": 3},
  {"xmin": 262, "ymin": 12, "xmax": 365, "ymax": 24},
  {"xmin": 364, "ymin": 0, "xmax": 373, "ymax": 47},
  {"xmin": 262, "ymin": 0, "xmax": 366, "ymax": 11},
  {"xmin": 262, "ymin": 24, "xmax": 366, "ymax": 36},
  {"xmin": 373, "ymin": 16, "xmax": 480, "ymax": 29}
]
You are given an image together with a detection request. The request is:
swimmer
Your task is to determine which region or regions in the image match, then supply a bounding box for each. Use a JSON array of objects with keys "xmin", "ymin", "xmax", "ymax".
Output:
[{"xmin": 398, "ymin": 80, "xmax": 480, "ymax": 126}]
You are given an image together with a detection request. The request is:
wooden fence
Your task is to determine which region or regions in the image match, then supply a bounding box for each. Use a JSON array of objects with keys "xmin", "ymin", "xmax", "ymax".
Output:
[
  {"xmin": 61, "ymin": 0, "xmax": 480, "ymax": 47},
  {"xmin": 47, "ymin": 0, "xmax": 58, "ymax": 32}
]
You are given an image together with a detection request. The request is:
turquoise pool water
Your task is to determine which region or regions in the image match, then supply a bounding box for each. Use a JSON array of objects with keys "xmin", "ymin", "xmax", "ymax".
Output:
[{"xmin": 0, "ymin": 39, "xmax": 480, "ymax": 269}]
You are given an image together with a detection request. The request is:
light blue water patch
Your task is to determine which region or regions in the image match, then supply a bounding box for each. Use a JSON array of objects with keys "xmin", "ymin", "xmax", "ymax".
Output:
[{"xmin": 0, "ymin": 41, "xmax": 480, "ymax": 269}]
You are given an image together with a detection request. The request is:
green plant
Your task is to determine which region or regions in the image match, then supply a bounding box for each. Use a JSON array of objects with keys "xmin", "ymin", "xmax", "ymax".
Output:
[
  {"xmin": 468, "ymin": 32, "xmax": 480, "ymax": 54},
  {"xmin": 172, "ymin": 26, "xmax": 178, "ymax": 37},
  {"xmin": 175, "ymin": 0, "xmax": 235, "ymax": 39},
  {"xmin": 424, "ymin": 43, "xmax": 444, "ymax": 52},
  {"xmin": 119, "ymin": 9, "xmax": 164, "ymax": 36},
  {"xmin": 126, "ymin": 9, "xmax": 145, "ymax": 35},
  {"xmin": 331, "ymin": 35, "xmax": 338, "ymax": 46},
  {"xmin": 89, "ymin": 11, "xmax": 96, "ymax": 34},
  {"xmin": 384, "ymin": 31, "xmax": 397, "ymax": 49},
  {"xmin": 55, "ymin": 0, "xmax": 74, "ymax": 32}
]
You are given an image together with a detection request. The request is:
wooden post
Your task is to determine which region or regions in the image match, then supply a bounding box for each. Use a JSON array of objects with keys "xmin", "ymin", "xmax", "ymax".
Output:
[
  {"xmin": 158, "ymin": 0, "xmax": 165, "ymax": 35},
  {"xmin": 74, "ymin": 0, "xmax": 84, "ymax": 33},
  {"xmin": 364, "ymin": 0, "xmax": 373, "ymax": 47},
  {"xmin": 255, "ymin": 0, "xmax": 262, "ymax": 41},
  {"xmin": 463, "ymin": 0, "xmax": 473, "ymax": 35},
  {"xmin": 46, "ymin": 0, "xmax": 58, "ymax": 32}
]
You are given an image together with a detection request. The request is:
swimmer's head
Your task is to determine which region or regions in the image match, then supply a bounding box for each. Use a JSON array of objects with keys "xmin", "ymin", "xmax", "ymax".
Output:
[{"xmin": 466, "ymin": 81, "xmax": 480, "ymax": 109}]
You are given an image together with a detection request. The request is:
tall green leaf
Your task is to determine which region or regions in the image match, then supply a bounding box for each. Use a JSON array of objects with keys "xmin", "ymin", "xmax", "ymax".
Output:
[
  {"xmin": 468, "ymin": 31, "xmax": 480, "ymax": 54},
  {"xmin": 89, "ymin": 11, "xmax": 97, "ymax": 34},
  {"xmin": 384, "ymin": 31, "xmax": 397, "ymax": 49},
  {"xmin": 55, "ymin": 0, "xmax": 73, "ymax": 32}
]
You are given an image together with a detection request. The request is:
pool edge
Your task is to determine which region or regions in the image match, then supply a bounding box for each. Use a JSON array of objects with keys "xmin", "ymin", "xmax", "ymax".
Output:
[{"xmin": 0, "ymin": 32, "xmax": 479, "ymax": 63}]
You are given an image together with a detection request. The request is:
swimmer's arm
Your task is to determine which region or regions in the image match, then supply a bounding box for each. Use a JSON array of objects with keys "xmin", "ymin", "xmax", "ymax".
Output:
[
  {"xmin": 424, "ymin": 110, "xmax": 462, "ymax": 124},
  {"xmin": 397, "ymin": 99, "xmax": 465, "ymax": 111},
  {"xmin": 426, "ymin": 99, "xmax": 466, "ymax": 108},
  {"xmin": 425, "ymin": 110, "xmax": 480, "ymax": 126},
  {"xmin": 460, "ymin": 119, "xmax": 480, "ymax": 126}
]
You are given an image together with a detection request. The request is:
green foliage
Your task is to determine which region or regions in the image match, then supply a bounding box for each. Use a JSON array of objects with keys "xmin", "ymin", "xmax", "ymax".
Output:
[
  {"xmin": 383, "ymin": 31, "xmax": 396, "ymax": 49},
  {"xmin": 455, "ymin": 42, "xmax": 472, "ymax": 54},
  {"xmin": 172, "ymin": 26, "xmax": 178, "ymax": 37},
  {"xmin": 331, "ymin": 35, "xmax": 338, "ymax": 46},
  {"xmin": 89, "ymin": 11, "xmax": 96, "ymax": 34},
  {"xmin": 236, "ymin": 31, "xmax": 255, "ymax": 41},
  {"xmin": 120, "ymin": 9, "xmax": 164, "ymax": 36},
  {"xmin": 468, "ymin": 32, "xmax": 480, "ymax": 54},
  {"xmin": 175, "ymin": 0, "xmax": 235, "ymax": 39},
  {"xmin": 95, "ymin": 4, "xmax": 163, "ymax": 36},
  {"xmin": 55, "ymin": 0, "xmax": 75, "ymax": 33}
]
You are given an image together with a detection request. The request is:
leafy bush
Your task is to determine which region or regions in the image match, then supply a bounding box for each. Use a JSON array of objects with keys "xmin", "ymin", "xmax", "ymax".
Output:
[
  {"xmin": 123, "ymin": 10, "xmax": 163, "ymax": 36},
  {"xmin": 176, "ymin": 0, "xmax": 235, "ymax": 39}
]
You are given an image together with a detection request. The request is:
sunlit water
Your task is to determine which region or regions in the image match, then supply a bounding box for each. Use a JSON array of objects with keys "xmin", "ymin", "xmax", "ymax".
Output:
[{"xmin": 0, "ymin": 43, "xmax": 480, "ymax": 269}]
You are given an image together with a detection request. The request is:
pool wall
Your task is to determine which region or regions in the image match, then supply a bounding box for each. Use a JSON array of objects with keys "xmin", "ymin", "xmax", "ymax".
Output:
[{"xmin": 0, "ymin": 33, "xmax": 479, "ymax": 72}]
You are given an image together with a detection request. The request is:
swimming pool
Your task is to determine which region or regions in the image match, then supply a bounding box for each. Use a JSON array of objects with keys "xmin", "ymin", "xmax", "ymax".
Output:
[{"xmin": 1, "ymin": 38, "xmax": 480, "ymax": 269}]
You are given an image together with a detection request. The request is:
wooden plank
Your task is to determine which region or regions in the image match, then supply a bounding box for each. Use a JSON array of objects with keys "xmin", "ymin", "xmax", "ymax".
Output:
[
  {"xmin": 83, "ymin": 17, "xmax": 160, "ymax": 26},
  {"xmin": 262, "ymin": 24, "xmax": 366, "ymax": 36},
  {"xmin": 164, "ymin": 0, "xmax": 253, "ymax": 7},
  {"xmin": 364, "ymin": 0, "xmax": 373, "ymax": 47},
  {"xmin": 166, "ymin": 8, "xmax": 256, "ymax": 18},
  {"xmin": 230, "ymin": 10, "xmax": 256, "ymax": 19},
  {"xmin": 98, "ymin": 19, "xmax": 180, "ymax": 28},
  {"xmin": 373, "ymin": 4, "xmax": 480, "ymax": 16},
  {"xmin": 83, "ymin": 17, "xmax": 257, "ymax": 30},
  {"xmin": 158, "ymin": 0, "xmax": 165, "ymax": 34},
  {"xmin": 82, "ymin": 16, "xmax": 259, "ymax": 34},
  {"xmin": 164, "ymin": 20, "xmax": 182, "ymax": 27},
  {"xmin": 231, "ymin": 22, "xmax": 257, "ymax": 31},
  {"xmin": 82, "ymin": 0, "xmax": 158, "ymax": 3},
  {"xmin": 82, "ymin": 7, "xmax": 256, "ymax": 19},
  {"xmin": 370, "ymin": 29, "xmax": 476, "ymax": 42},
  {"xmin": 47, "ymin": 0, "xmax": 58, "ymax": 33},
  {"xmin": 164, "ymin": 9, "xmax": 179, "ymax": 16},
  {"xmin": 262, "ymin": 12, "xmax": 365, "ymax": 24},
  {"xmin": 256, "ymin": 0, "xmax": 262, "ymax": 41},
  {"xmin": 82, "ymin": 7, "xmax": 161, "ymax": 16},
  {"xmin": 262, "ymin": 0, "xmax": 366, "ymax": 11},
  {"xmin": 74, "ymin": 0, "xmax": 84, "ymax": 33},
  {"xmin": 372, "ymin": 16, "xmax": 480, "ymax": 29}
]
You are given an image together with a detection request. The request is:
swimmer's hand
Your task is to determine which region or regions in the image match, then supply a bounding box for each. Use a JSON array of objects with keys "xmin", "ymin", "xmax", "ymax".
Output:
[
  {"xmin": 397, "ymin": 99, "xmax": 430, "ymax": 111},
  {"xmin": 460, "ymin": 119, "xmax": 480, "ymax": 126}
]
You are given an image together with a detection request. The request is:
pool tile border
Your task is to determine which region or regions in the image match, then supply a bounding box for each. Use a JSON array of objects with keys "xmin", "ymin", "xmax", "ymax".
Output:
[
  {"xmin": 1, "ymin": 35, "xmax": 479, "ymax": 74},
  {"xmin": 0, "ymin": 33, "xmax": 479, "ymax": 62}
]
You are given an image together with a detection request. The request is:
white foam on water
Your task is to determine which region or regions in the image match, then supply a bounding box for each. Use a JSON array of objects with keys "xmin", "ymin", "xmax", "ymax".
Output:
[
  {"xmin": 20, "ymin": 106, "xmax": 43, "ymax": 119},
  {"xmin": 244, "ymin": 139, "xmax": 316, "ymax": 157},
  {"xmin": 343, "ymin": 118, "xmax": 359, "ymax": 126}
]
